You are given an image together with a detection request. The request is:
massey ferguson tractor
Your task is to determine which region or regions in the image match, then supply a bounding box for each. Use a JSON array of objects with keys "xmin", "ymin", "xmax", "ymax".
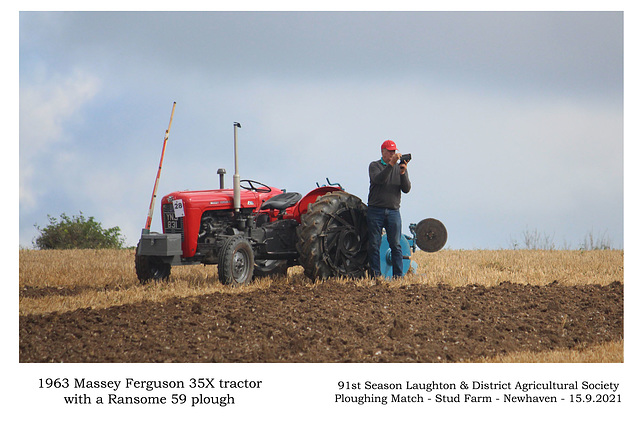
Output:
[{"xmin": 135, "ymin": 105, "xmax": 446, "ymax": 286}]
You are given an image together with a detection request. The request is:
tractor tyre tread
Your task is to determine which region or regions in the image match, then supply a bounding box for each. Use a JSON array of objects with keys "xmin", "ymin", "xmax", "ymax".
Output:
[{"xmin": 296, "ymin": 191, "xmax": 368, "ymax": 280}]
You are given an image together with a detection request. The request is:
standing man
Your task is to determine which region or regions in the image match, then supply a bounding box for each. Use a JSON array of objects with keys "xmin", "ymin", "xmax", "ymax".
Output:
[{"xmin": 367, "ymin": 139, "xmax": 411, "ymax": 278}]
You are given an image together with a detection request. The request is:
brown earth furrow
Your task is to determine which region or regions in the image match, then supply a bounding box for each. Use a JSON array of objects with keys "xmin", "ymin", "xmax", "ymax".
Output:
[{"xmin": 19, "ymin": 281, "xmax": 623, "ymax": 363}]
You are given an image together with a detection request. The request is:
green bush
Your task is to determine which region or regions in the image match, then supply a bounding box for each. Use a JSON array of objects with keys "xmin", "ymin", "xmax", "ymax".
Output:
[{"xmin": 33, "ymin": 212, "xmax": 125, "ymax": 250}]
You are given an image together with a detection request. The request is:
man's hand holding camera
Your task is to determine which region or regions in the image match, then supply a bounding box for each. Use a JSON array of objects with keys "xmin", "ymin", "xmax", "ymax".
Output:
[{"xmin": 397, "ymin": 153, "xmax": 411, "ymax": 175}]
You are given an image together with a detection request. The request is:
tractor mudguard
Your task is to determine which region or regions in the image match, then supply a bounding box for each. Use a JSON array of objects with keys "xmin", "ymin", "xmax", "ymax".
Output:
[{"xmin": 292, "ymin": 186, "xmax": 342, "ymax": 223}]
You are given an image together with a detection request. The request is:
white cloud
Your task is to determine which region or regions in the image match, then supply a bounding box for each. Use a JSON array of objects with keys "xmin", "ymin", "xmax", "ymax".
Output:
[{"xmin": 19, "ymin": 69, "xmax": 101, "ymax": 211}]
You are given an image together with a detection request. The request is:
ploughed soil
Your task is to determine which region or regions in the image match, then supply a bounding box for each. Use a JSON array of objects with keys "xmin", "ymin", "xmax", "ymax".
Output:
[{"xmin": 19, "ymin": 281, "xmax": 623, "ymax": 363}]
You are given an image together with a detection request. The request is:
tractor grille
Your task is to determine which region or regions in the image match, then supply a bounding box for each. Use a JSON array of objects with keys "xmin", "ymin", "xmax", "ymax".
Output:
[{"xmin": 162, "ymin": 203, "xmax": 184, "ymax": 239}]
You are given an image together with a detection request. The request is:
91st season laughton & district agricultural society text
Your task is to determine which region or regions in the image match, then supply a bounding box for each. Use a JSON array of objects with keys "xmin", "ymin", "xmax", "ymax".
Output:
[{"xmin": 335, "ymin": 380, "xmax": 621, "ymax": 405}]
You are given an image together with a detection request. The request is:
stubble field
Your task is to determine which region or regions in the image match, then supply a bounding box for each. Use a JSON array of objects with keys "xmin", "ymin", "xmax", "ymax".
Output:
[{"xmin": 19, "ymin": 248, "xmax": 623, "ymax": 363}]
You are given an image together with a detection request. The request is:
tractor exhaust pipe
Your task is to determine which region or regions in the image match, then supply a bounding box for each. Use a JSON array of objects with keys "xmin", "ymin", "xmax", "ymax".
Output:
[
  {"xmin": 217, "ymin": 168, "xmax": 226, "ymax": 189},
  {"xmin": 233, "ymin": 122, "xmax": 241, "ymax": 212}
]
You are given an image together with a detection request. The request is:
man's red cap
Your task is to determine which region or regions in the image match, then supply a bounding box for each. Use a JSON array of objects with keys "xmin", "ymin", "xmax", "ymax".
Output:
[{"xmin": 381, "ymin": 140, "xmax": 397, "ymax": 151}]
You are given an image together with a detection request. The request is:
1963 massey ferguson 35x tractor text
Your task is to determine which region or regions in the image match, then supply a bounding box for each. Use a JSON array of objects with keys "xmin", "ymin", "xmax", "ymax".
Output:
[{"xmin": 135, "ymin": 105, "xmax": 447, "ymax": 286}]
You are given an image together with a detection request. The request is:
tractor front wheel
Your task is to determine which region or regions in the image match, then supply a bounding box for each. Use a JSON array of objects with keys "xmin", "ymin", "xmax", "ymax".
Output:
[
  {"xmin": 296, "ymin": 191, "xmax": 369, "ymax": 280},
  {"xmin": 218, "ymin": 236, "xmax": 255, "ymax": 286}
]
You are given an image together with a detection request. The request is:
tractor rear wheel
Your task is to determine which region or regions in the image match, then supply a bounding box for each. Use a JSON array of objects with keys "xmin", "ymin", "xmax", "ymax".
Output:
[
  {"xmin": 296, "ymin": 191, "xmax": 369, "ymax": 280},
  {"xmin": 218, "ymin": 236, "xmax": 255, "ymax": 286},
  {"xmin": 135, "ymin": 244, "xmax": 171, "ymax": 284}
]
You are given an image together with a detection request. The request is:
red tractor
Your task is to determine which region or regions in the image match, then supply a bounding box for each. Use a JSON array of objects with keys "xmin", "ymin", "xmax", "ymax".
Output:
[{"xmin": 136, "ymin": 114, "xmax": 446, "ymax": 286}]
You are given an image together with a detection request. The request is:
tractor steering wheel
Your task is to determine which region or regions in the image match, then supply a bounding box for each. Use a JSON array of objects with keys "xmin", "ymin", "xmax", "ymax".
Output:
[{"xmin": 240, "ymin": 179, "xmax": 272, "ymax": 193}]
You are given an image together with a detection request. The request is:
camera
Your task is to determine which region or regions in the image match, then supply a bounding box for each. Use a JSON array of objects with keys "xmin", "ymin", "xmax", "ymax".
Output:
[{"xmin": 400, "ymin": 153, "xmax": 412, "ymax": 164}]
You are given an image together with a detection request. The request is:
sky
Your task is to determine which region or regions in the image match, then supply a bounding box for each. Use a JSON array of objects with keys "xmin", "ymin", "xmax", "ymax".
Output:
[{"xmin": 17, "ymin": 9, "xmax": 625, "ymax": 250}]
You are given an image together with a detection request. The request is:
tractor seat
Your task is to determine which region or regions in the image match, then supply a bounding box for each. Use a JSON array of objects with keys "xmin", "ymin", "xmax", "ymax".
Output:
[{"xmin": 261, "ymin": 192, "xmax": 302, "ymax": 211}]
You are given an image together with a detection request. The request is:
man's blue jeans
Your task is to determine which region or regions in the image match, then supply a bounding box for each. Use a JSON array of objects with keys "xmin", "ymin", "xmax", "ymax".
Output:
[{"xmin": 367, "ymin": 206, "xmax": 403, "ymax": 278}]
